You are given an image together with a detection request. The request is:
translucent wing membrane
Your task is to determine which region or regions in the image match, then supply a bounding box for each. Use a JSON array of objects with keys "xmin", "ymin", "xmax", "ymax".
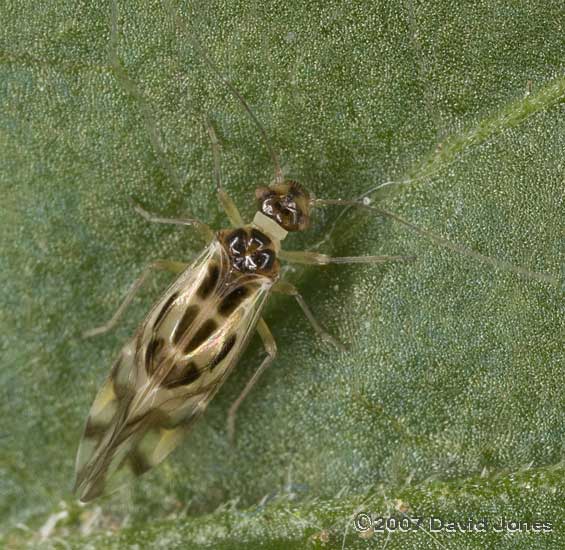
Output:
[{"xmin": 74, "ymin": 240, "xmax": 274, "ymax": 502}]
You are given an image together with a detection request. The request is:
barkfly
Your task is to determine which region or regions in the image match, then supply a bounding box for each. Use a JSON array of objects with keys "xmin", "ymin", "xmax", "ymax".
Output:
[
  {"xmin": 72, "ymin": 54, "xmax": 415, "ymax": 505},
  {"xmin": 73, "ymin": 147, "xmax": 415, "ymax": 502},
  {"xmin": 74, "ymin": 4, "xmax": 560, "ymax": 503}
]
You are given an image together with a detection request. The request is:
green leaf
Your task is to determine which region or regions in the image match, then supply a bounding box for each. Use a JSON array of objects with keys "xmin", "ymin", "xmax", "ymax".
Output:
[{"xmin": 1, "ymin": 0, "xmax": 563, "ymax": 547}]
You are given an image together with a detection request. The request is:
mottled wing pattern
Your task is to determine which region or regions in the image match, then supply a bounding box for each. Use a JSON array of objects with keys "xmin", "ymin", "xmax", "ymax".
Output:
[{"xmin": 74, "ymin": 239, "xmax": 273, "ymax": 502}]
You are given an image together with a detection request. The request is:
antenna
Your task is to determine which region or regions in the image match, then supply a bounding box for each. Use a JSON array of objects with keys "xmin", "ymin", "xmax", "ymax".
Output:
[
  {"xmin": 312, "ymin": 198, "xmax": 560, "ymax": 287},
  {"xmin": 167, "ymin": 4, "xmax": 284, "ymax": 184}
]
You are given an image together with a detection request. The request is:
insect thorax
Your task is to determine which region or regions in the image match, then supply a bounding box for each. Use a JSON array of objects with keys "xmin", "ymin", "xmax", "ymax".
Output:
[{"xmin": 218, "ymin": 226, "xmax": 280, "ymax": 279}]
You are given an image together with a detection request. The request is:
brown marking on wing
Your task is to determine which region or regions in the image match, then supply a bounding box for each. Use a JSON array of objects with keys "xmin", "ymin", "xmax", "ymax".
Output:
[
  {"xmin": 83, "ymin": 419, "xmax": 107, "ymax": 440},
  {"xmin": 172, "ymin": 305, "xmax": 199, "ymax": 345},
  {"xmin": 210, "ymin": 334, "xmax": 237, "ymax": 370},
  {"xmin": 129, "ymin": 450, "xmax": 152, "ymax": 476},
  {"xmin": 218, "ymin": 286, "xmax": 250, "ymax": 316},
  {"xmin": 144, "ymin": 337, "xmax": 164, "ymax": 376},
  {"xmin": 162, "ymin": 361, "xmax": 201, "ymax": 389},
  {"xmin": 153, "ymin": 291, "xmax": 179, "ymax": 330},
  {"xmin": 197, "ymin": 263, "xmax": 220, "ymax": 298},
  {"xmin": 183, "ymin": 319, "xmax": 218, "ymax": 353}
]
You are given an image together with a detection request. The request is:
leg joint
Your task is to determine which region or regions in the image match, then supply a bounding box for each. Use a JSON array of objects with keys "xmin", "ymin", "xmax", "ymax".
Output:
[{"xmin": 265, "ymin": 337, "xmax": 277, "ymax": 358}]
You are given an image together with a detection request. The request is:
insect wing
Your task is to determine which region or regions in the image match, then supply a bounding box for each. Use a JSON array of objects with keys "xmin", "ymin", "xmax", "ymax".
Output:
[{"xmin": 74, "ymin": 240, "xmax": 272, "ymax": 502}]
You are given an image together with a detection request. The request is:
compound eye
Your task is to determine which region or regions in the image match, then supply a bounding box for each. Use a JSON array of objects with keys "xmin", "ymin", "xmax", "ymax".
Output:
[
  {"xmin": 228, "ymin": 229, "xmax": 247, "ymax": 255},
  {"xmin": 254, "ymin": 250, "xmax": 274, "ymax": 271},
  {"xmin": 261, "ymin": 196, "xmax": 280, "ymax": 219},
  {"xmin": 285, "ymin": 209, "xmax": 297, "ymax": 226}
]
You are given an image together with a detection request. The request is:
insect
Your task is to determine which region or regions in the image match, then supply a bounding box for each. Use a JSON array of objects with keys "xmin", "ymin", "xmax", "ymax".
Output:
[
  {"xmin": 74, "ymin": 5, "xmax": 559, "ymax": 503},
  {"xmin": 73, "ymin": 134, "xmax": 416, "ymax": 502},
  {"xmin": 72, "ymin": 67, "xmax": 418, "ymax": 504}
]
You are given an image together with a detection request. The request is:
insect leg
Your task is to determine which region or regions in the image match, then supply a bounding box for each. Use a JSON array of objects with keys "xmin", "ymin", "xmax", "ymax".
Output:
[
  {"xmin": 273, "ymin": 281, "xmax": 345, "ymax": 350},
  {"xmin": 279, "ymin": 250, "xmax": 416, "ymax": 265},
  {"xmin": 130, "ymin": 198, "xmax": 214, "ymax": 242},
  {"xmin": 205, "ymin": 118, "xmax": 244, "ymax": 227},
  {"xmin": 83, "ymin": 259, "xmax": 188, "ymax": 338},
  {"xmin": 227, "ymin": 318, "xmax": 277, "ymax": 445}
]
